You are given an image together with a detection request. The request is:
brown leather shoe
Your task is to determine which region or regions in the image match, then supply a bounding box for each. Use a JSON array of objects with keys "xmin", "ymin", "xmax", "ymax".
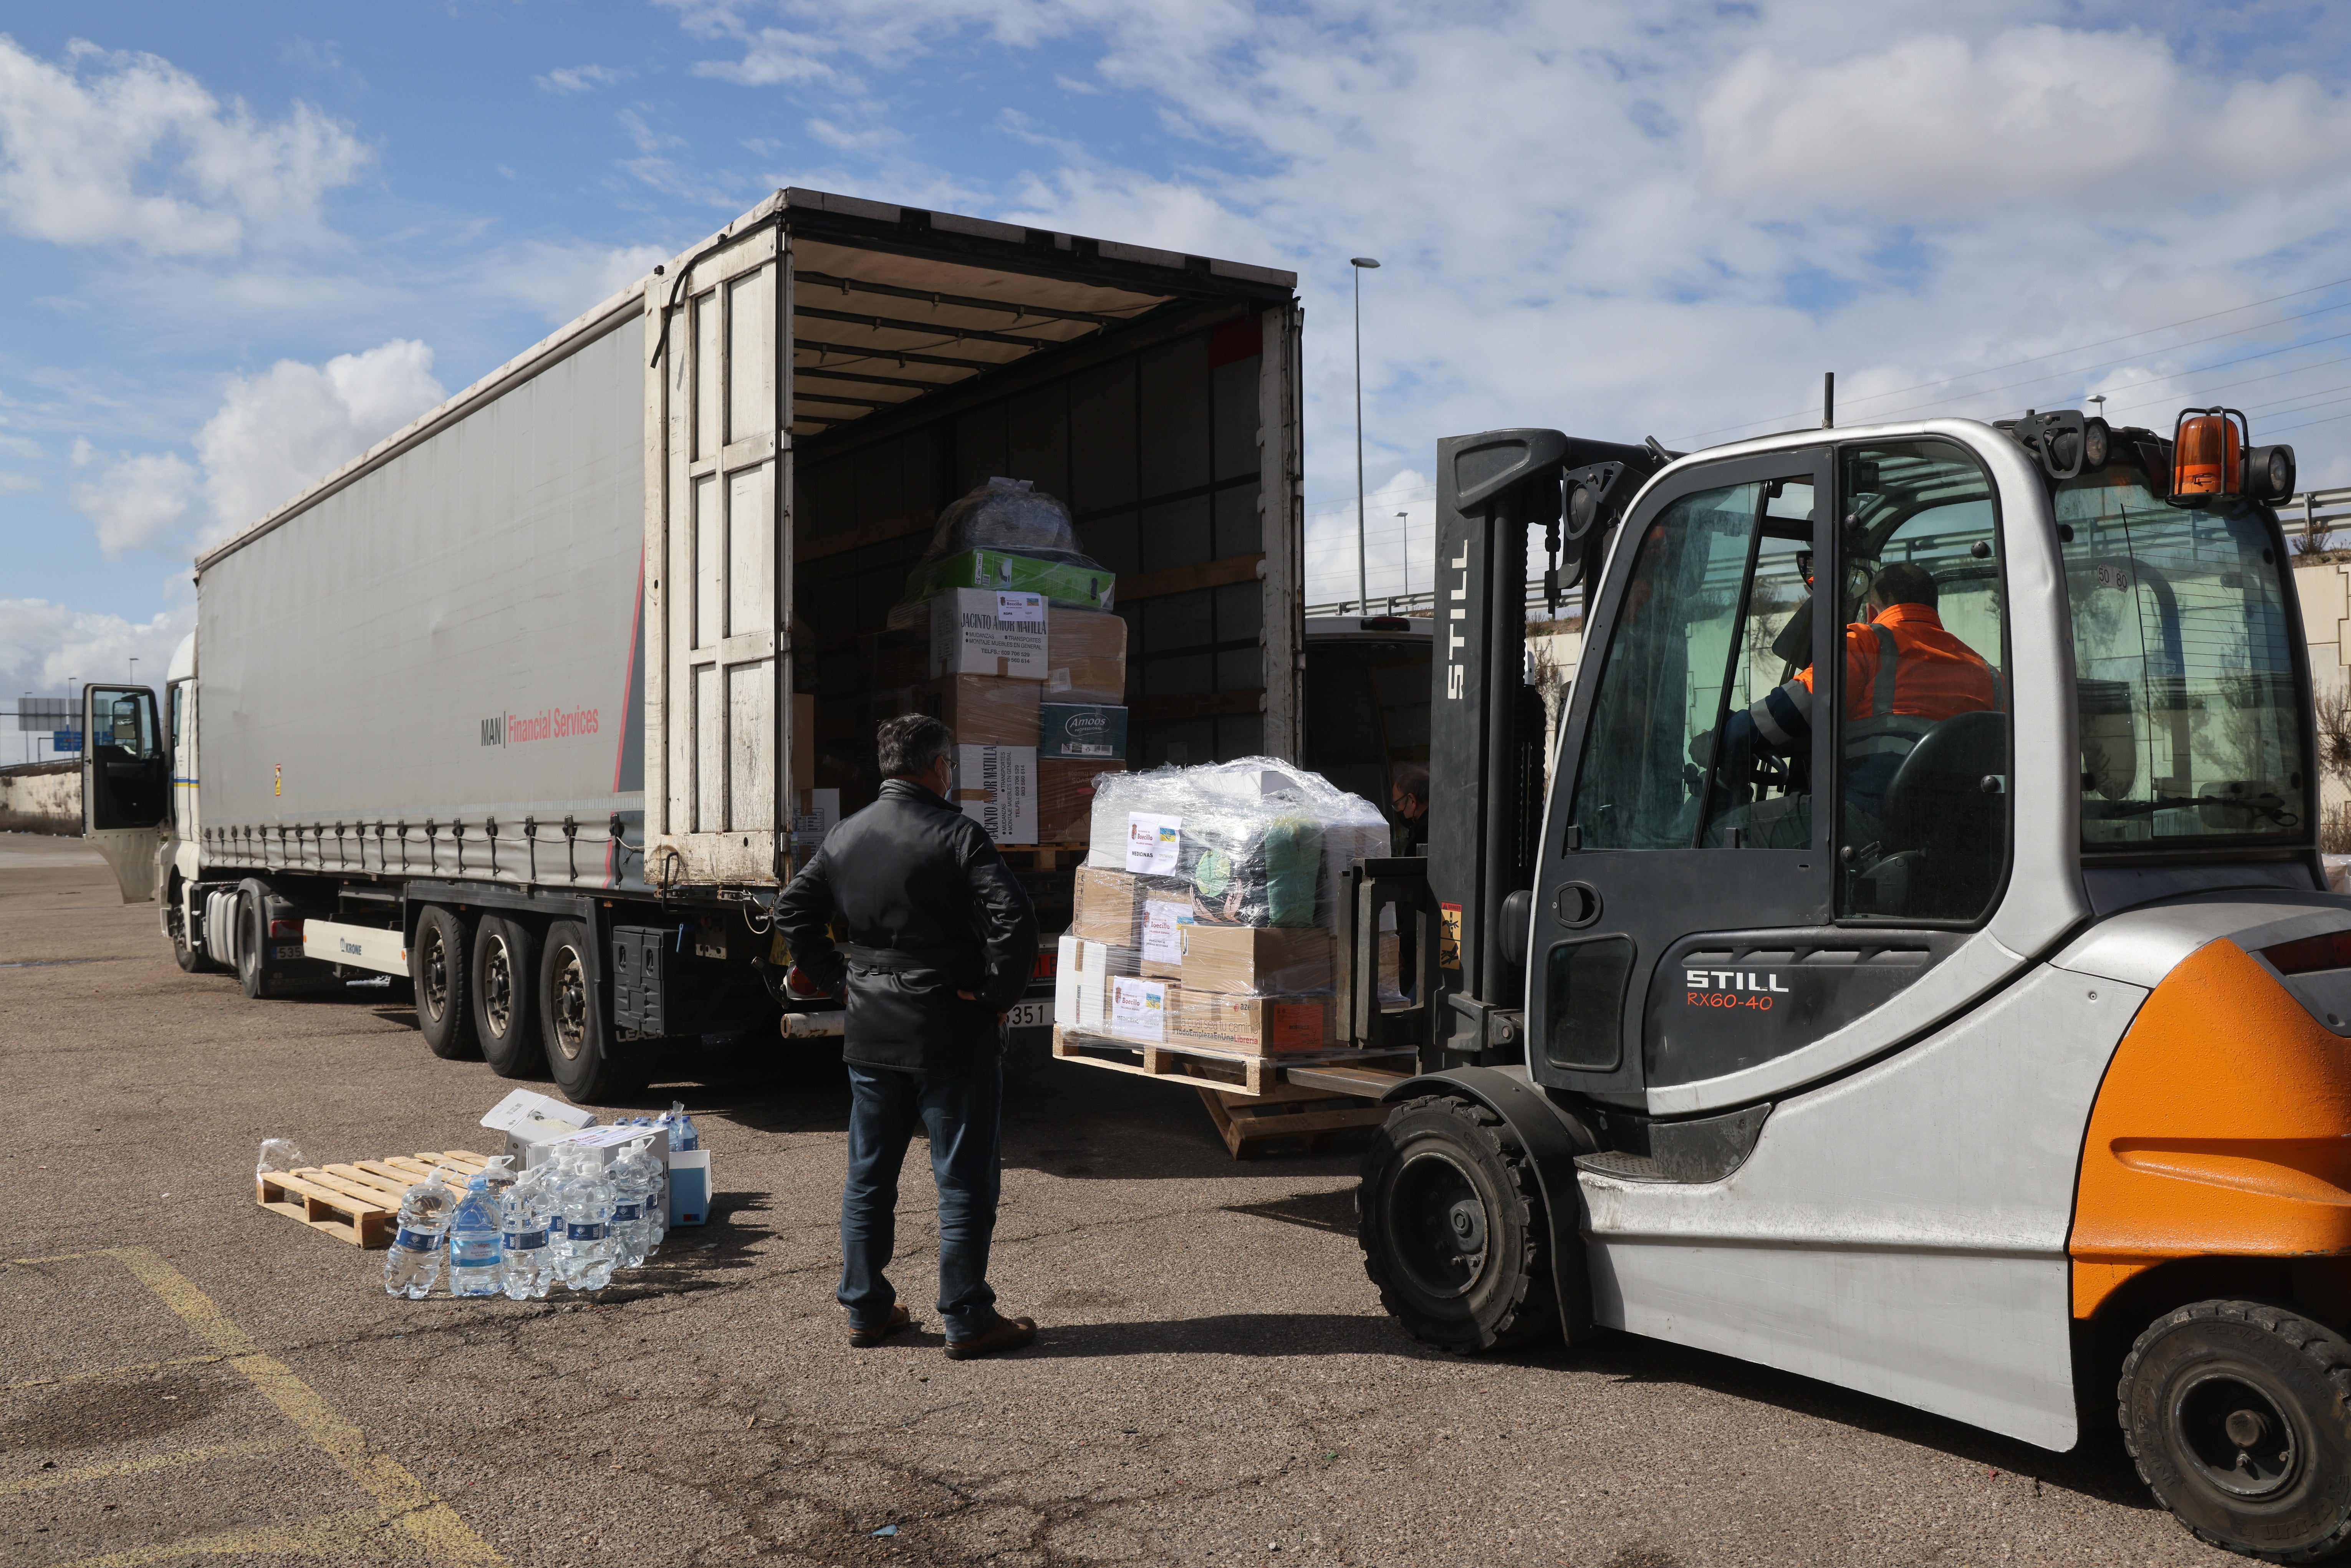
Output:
[
  {"xmin": 944, "ymin": 1315, "xmax": 1036, "ymax": 1360},
  {"xmin": 849, "ymin": 1303, "xmax": 916, "ymax": 1347}
]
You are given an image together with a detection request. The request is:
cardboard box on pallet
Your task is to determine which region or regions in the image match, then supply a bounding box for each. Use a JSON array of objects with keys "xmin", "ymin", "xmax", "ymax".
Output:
[
  {"xmin": 1177, "ymin": 924, "xmax": 1334, "ymax": 996},
  {"xmin": 929, "ymin": 588, "xmax": 1049, "ymax": 679},
  {"xmin": 1039, "ymin": 759, "xmax": 1124, "ymax": 844},
  {"xmin": 916, "ymin": 674, "xmax": 1041, "ymax": 747},
  {"xmin": 1046, "ymin": 608, "xmax": 1127, "ymax": 703},
  {"xmin": 952, "ymin": 743, "xmax": 1036, "ymax": 845},
  {"xmin": 1052, "ymin": 933, "xmax": 1138, "ymax": 1033},
  {"xmin": 1038, "ymin": 703, "xmax": 1126, "ymax": 761},
  {"xmin": 1169, "ymin": 989, "xmax": 1335, "ymax": 1053},
  {"xmin": 1072, "ymin": 864, "xmax": 1186, "ymax": 946}
]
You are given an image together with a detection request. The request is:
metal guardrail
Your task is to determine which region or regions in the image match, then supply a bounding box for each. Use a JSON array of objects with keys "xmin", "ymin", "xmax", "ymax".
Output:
[
  {"xmin": 2286, "ymin": 488, "xmax": 2351, "ymax": 539},
  {"xmin": 1305, "ymin": 584, "xmax": 1577, "ymax": 622}
]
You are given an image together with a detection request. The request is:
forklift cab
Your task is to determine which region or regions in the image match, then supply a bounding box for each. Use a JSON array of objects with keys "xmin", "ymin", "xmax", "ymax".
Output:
[{"xmin": 1528, "ymin": 423, "xmax": 2308, "ymax": 1115}]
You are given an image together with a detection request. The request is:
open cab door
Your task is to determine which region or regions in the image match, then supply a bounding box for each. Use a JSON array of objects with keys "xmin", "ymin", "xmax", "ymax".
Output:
[{"xmin": 81, "ymin": 685, "xmax": 167, "ymax": 903}]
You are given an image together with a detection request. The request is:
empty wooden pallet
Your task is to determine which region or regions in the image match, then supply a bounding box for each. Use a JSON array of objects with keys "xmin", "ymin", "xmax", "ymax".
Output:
[{"xmin": 255, "ymin": 1149, "xmax": 495, "ymax": 1247}]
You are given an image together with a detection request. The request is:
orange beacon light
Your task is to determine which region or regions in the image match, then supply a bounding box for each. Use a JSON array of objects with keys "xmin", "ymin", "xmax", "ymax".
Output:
[{"xmin": 2171, "ymin": 406, "xmax": 2247, "ymax": 500}]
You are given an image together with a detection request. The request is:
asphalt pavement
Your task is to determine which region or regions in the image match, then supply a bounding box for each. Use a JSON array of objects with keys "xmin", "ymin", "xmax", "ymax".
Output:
[{"xmin": 0, "ymin": 831, "xmax": 2245, "ymax": 1566}]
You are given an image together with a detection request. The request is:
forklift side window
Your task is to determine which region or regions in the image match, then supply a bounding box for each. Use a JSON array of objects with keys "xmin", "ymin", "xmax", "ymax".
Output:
[
  {"xmin": 2058, "ymin": 463, "xmax": 2306, "ymax": 849},
  {"xmin": 1570, "ymin": 481, "xmax": 1773, "ymax": 850},
  {"xmin": 1835, "ymin": 441, "xmax": 2010, "ymax": 922}
]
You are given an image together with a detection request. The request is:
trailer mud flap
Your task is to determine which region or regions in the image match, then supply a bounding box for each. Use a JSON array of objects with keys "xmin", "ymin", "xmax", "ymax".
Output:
[{"xmin": 1382, "ymin": 1064, "xmax": 1602, "ymax": 1343}]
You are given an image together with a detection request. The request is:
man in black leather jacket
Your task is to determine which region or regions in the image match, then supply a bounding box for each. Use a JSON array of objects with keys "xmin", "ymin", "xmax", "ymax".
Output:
[{"xmin": 773, "ymin": 714, "xmax": 1041, "ymax": 1359}]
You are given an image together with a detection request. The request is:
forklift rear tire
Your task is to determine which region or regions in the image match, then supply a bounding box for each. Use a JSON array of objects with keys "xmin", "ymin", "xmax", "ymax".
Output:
[
  {"xmin": 541, "ymin": 919, "xmax": 642, "ymax": 1105},
  {"xmin": 1358, "ymin": 1095, "xmax": 1556, "ymax": 1352},
  {"xmin": 2120, "ymin": 1299, "xmax": 2351, "ymax": 1562},
  {"xmin": 411, "ymin": 905, "xmax": 480, "ymax": 1061},
  {"xmin": 470, "ymin": 915, "xmax": 546, "ymax": 1079}
]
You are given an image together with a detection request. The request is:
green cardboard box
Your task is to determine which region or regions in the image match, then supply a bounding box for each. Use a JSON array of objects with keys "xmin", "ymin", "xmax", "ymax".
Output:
[
  {"xmin": 1039, "ymin": 703, "xmax": 1127, "ymax": 762},
  {"xmin": 903, "ymin": 549, "xmax": 1116, "ymax": 613}
]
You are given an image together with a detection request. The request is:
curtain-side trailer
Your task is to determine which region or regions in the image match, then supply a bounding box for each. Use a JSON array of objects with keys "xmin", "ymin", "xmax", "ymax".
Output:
[{"xmin": 81, "ymin": 187, "xmax": 1305, "ymax": 1104}]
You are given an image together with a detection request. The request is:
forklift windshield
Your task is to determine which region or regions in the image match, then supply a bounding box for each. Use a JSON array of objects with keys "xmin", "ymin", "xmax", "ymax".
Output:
[{"xmin": 2056, "ymin": 454, "xmax": 2307, "ymax": 850}]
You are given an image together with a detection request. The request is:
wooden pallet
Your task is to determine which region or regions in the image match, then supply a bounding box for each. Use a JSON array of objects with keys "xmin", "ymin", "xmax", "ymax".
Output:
[
  {"xmin": 255, "ymin": 1149, "xmax": 495, "ymax": 1248},
  {"xmin": 1051, "ymin": 1027, "xmax": 1414, "ymax": 1099},
  {"xmin": 1196, "ymin": 1086, "xmax": 1392, "ymax": 1159}
]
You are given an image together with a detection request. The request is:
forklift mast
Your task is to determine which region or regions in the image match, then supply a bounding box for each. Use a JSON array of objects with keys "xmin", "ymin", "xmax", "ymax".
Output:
[{"xmin": 1424, "ymin": 428, "xmax": 1661, "ymax": 1067}]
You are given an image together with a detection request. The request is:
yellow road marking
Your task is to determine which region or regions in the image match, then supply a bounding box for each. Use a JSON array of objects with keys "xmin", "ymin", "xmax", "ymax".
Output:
[
  {"xmin": 5, "ymin": 1247, "xmax": 505, "ymax": 1567},
  {"xmin": 0, "ymin": 1438, "xmax": 299, "ymax": 1495},
  {"xmin": 6, "ymin": 1353, "xmax": 227, "ymax": 1391}
]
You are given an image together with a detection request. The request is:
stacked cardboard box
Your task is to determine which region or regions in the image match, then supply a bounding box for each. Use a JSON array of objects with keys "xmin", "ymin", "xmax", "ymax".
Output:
[
  {"xmin": 1037, "ymin": 608, "xmax": 1129, "ymax": 844},
  {"xmin": 912, "ymin": 589, "xmax": 1046, "ymax": 844}
]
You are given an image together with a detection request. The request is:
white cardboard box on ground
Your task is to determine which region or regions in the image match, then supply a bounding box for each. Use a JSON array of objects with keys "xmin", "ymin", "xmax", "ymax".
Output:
[
  {"xmin": 666, "ymin": 1149, "xmax": 711, "ymax": 1227},
  {"xmin": 479, "ymin": 1088, "xmax": 597, "ymax": 1169}
]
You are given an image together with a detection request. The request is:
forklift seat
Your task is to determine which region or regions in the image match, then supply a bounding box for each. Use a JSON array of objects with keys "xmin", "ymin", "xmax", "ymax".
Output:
[{"xmin": 1862, "ymin": 710, "xmax": 2008, "ymax": 919}]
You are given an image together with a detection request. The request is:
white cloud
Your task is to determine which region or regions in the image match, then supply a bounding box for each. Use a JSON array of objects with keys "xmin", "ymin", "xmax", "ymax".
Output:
[
  {"xmin": 0, "ymin": 470, "xmax": 39, "ymax": 493},
  {"xmin": 192, "ymin": 339, "xmax": 445, "ymax": 545},
  {"xmin": 539, "ymin": 64, "xmax": 626, "ymax": 93},
  {"xmin": 484, "ymin": 238, "xmax": 671, "ymax": 324},
  {"xmin": 1696, "ymin": 27, "xmax": 2342, "ymax": 219},
  {"xmin": 0, "ymin": 34, "xmax": 370, "ymax": 253},
  {"xmin": 0, "ymin": 596, "xmax": 192, "ymax": 700},
  {"xmin": 63, "ymin": 339, "xmax": 446, "ymax": 561},
  {"xmin": 68, "ymin": 442, "xmax": 198, "ymax": 560}
]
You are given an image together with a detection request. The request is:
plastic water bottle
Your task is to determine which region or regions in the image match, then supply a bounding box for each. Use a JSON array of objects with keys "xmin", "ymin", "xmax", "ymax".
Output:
[
  {"xmin": 554, "ymin": 1149, "xmax": 617, "ymax": 1290},
  {"xmin": 382, "ymin": 1168, "xmax": 455, "ymax": 1298},
  {"xmin": 478, "ymin": 1154, "xmax": 518, "ymax": 1201},
  {"xmin": 667, "ymin": 1100, "xmax": 699, "ymax": 1152},
  {"xmin": 499, "ymin": 1166, "xmax": 556, "ymax": 1300},
  {"xmin": 447, "ymin": 1176, "xmax": 503, "ymax": 1298},
  {"xmin": 610, "ymin": 1138, "xmax": 659, "ymax": 1268}
]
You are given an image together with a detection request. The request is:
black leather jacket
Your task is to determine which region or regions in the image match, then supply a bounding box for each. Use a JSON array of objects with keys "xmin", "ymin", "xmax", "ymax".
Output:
[{"xmin": 773, "ymin": 778, "xmax": 1038, "ymax": 1074}]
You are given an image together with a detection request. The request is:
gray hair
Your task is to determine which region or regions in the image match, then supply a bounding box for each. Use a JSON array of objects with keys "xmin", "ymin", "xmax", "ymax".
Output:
[{"xmin": 877, "ymin": 714, "xmax": 952, "ymax": 779}]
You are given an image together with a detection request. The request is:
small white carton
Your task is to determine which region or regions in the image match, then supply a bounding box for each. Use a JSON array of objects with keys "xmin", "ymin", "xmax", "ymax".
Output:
[
  {"xmin": 666, "ymin": 1149, "xmax": 711, "ymax": 1227},
  {"xmin": 480, "ymin": 1088, "xmax": 597, "ymax": 1170},
  {"xmin": 930, "ymin": 589, "xmax": 1048, "ymax": 680},
  {"xmin": 953, "ymin": 744, "xmax": 1036, "ymax": 845}
]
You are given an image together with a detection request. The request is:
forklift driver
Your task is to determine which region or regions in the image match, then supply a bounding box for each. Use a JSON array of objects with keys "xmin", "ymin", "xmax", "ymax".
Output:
[{"xmin": 1696, "ymin": 561, "xmax": 1998, "ymax": 845}]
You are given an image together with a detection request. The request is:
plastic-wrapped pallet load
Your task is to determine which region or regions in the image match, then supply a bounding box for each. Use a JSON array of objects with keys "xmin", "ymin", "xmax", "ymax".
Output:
[
  {"xmin": 1053, "ymin": 758, "xmax": 1394, "ymax": 1060},
  {"xmin": 889, "ymin": 478, "xmax": 1117, "ymax": 626}
]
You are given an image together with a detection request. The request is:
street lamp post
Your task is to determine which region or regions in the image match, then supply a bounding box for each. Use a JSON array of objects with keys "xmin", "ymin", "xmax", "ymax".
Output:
[
  {"xmin": 1350, "ymin": 256, "xmax": 1380, "ymax": 614},
  {"xmin": 1396, "ymin": 510, "xmax": 1409, "ymax": 600}
]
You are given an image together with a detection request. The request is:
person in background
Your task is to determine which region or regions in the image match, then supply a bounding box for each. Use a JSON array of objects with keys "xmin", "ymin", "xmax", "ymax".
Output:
[
  {"xmin": 1390, "ymin": 761, "xmax": 1430, "ymax": 856},
  {"xmin": 773, "ymin": 714, "xmax": 1041, "ymax": 1360}
]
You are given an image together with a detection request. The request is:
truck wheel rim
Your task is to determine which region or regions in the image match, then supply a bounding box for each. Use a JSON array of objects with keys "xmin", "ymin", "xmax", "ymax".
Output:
[
  {"xmin": 421, "ymin": 927, "xmax": 449, "ymax": 1022},
  {"xmin": 1391, "ymin": 1149, "xmax": 1488, "ymax": 1300},
  {"xmin": 483, "ymin": 935, "xmax": 513, "ymax": 1037},
  {"xmin": 2174, "ymin": 1368, "xmax": 2300, "ymax": 1500},
  {"xmin": 552, "ymin": 949, "xmax": 587, "ymax": 1061}
]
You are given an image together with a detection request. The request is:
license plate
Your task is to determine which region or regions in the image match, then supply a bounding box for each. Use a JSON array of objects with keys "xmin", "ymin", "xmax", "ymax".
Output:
[
  {"xmin": 273, "ymin": 944, "xmax": 305, "ymax": 960},
  {"xmin": 1005, "ymin": 999, "xmax": 1053, "ymax": 1030}
]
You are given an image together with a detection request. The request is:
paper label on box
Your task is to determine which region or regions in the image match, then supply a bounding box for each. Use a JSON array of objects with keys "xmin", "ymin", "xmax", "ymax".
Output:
[
  {"xmin": 996, "ymin": 591, "xmax": 1045, "ymax": 624},
  {"xmin": 1141, "ymin": 899, "xmax": 1192, "ymax": 965},
  {"xmin": 1126, "ymin": 813, "xmax": 1181, "ymax": 873},
  {"xmin": 1048, "ymin": 668, "xmax": 1071, "ymax": 692},
  {"xmin": 1110, "ymin": 975, "xmax": 1167, "ymax": 1042}
]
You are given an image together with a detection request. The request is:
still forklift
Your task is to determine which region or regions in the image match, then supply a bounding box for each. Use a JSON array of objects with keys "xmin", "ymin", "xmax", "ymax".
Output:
[{"xmin": 1351, "ymin": 400, "xmax": 2351, "ymax": 1559}]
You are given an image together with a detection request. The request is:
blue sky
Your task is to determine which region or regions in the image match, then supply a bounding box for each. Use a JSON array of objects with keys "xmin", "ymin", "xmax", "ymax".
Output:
[{"xmin": 7, "ymin": 1, "xmax": 2351, "ymax": 712}]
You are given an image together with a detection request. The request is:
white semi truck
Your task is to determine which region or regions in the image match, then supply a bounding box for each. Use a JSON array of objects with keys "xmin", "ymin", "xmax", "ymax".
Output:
[{"xmin": 82, "ymin": 187, "xmax": 1317, "ymax": 1103}]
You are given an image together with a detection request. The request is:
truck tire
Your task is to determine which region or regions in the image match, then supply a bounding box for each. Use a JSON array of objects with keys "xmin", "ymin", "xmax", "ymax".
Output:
[
  {"xmin": 410, "ymin": 905, "xmax": 480, "ymax": 1060},
  {"xmin": 169, "ymin": 882, "xmax": 217, "ymax": 974},
  {"xmin": 2121, "ymin": 1299, "xmax": 2351, "ymax": 1562},
  {"xmin": 541, "ymin": 919, "xmax": 641, "ymax": 1104},
  {"xmin": 1358, "ymin": 1094, "xmax": 1555, "ymax": 1352},
  {"xmin": 470, "ymin": 915, "xmax": 546, "ymax": 1079},
  {"xmin": 234, "ymin": 878, "xmax": 277, "ymax": 1000}
]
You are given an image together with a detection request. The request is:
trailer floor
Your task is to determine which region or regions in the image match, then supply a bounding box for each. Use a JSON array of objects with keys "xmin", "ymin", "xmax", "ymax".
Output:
[{"xmin": 0, "ymin": 831, "xmax": 2239, "ymax": 1566}]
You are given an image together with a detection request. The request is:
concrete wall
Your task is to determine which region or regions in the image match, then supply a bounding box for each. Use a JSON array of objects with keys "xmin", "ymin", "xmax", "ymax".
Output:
[{"xmin": 0, "ymin": 761, "xmax": 80, "ymax": 835}]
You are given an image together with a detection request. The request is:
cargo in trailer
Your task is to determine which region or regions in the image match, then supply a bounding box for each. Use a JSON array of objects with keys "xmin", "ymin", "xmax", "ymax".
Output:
[{"xmin": 80, "ymin": 187, "xmax": 1305, "ymax": 1106}]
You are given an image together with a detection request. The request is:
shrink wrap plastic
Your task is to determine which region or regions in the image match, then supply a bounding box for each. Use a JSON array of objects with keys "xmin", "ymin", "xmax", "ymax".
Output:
[{"xmin": 1054, "ymin": 759, "xmax": 1391, "ymax": 1057}]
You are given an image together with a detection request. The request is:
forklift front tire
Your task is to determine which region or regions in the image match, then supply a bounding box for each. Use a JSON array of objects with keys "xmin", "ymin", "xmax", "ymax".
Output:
[
  {"xmin": 2121, "ymin": 1299, "xmax": 2351, "ymax": 1563},
  {"xmin": 1359, "ymin": 1095, "xmax": 1555, "ymax": 1352}
]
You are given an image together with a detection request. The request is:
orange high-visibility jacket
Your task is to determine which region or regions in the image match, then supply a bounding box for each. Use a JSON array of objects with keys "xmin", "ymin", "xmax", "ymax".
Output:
[{"xmin": 1748, "ymin": 603, "xmax": 1998, "ymax": 753}]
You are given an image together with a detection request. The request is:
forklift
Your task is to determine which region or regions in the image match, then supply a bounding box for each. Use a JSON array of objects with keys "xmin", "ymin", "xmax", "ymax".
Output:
[{"xmin": 1353, "ymin": 401, "xmax": 2351, "ymax": 1560}]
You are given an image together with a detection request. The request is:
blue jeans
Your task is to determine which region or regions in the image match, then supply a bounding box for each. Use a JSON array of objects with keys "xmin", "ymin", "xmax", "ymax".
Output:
[{"xmin": 839, "ymin": 1060, "xmax": 1003, "ymax": 1340}]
